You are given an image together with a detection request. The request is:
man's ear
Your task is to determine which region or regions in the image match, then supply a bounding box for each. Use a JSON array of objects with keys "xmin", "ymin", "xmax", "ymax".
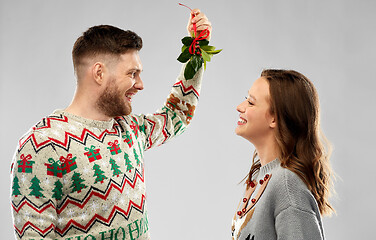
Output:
[{"xmin": 92, "ymin": 62, "xmax": 105, "ymax": 85}]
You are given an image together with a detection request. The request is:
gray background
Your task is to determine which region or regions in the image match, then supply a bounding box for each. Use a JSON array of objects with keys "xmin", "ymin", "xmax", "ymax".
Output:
[{"xmin": 1, "ymin": 0, "xmax": 375, "ymax": 239}]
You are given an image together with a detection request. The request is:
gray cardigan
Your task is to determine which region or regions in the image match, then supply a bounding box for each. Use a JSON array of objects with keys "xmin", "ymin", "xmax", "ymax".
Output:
[{"xmin": 233, "ymin": 159, "xmax": 325, "ymax": 240}]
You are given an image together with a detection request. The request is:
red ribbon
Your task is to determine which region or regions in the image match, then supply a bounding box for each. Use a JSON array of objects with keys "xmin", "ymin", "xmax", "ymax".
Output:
[
  {"xmin": 189, "ymin": 29, "xmax": 210, "ymax": 55},
  {"xmin": 179, "ymin": 3, "xmax": 210, "ymax": 55}
]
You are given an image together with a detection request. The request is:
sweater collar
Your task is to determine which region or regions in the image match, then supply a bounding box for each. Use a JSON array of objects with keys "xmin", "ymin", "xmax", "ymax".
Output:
[
  {"xmin": 54, "ymin": 109, "xmax": 115, "ymax": 130},
  {"xmin": 258, "ymin": 158, "xmax": 280, "ymax": 180}
]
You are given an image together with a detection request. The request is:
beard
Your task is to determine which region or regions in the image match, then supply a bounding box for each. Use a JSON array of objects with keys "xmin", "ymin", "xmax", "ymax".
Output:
[{"xmin": 96, "ymin": 79, "xmax": 132, "ymax": 118}]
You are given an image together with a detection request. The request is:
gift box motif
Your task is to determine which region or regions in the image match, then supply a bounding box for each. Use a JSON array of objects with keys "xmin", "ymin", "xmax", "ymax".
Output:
[
  {"xmin": 17, "ymin": 154, "xmax": 35, "ymax": 173},
  {"xmin": 84, "ymin": 145, "xmax": 102, "ymax": 163},
  {"xmin": 45, "ymin": 158, "xmax": 63, "ymax": 178},
  {"xmin": 107, "ymin": 140, "xmax": 122, "ymax": 155},
  {"xmin": 60, "ymin": 153, "xmax": 78, "ymax": 175},
  {"xmin": 122, "ymin": 130, "xmax": 133, "ymax": 148}
]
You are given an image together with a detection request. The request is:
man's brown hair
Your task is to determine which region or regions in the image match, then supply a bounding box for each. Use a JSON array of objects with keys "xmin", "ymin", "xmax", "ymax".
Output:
[{"xmin": 72, "ymin": 25, "xmax": 143, "ymax": 76}]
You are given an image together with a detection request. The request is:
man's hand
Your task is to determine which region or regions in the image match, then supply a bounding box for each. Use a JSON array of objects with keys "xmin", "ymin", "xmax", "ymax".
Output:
[{"xmin": 187, "ymin": 9, "xmax": 212, "ymax": 41}]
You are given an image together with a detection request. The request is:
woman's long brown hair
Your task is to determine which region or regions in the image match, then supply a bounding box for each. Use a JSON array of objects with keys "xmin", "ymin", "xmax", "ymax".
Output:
[{"xmin": 246, "ymin": 69, "xmax": 334, "ymax": 216}]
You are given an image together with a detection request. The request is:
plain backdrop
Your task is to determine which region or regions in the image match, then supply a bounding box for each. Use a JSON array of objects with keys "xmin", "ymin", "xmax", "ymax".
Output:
[{"xmin": 1, "ymin": 0, "xmax": 375, "ymax": 239}]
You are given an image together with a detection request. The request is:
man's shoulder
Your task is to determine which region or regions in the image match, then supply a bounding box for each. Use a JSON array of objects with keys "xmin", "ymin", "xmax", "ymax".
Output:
[{"xmin": 17, "ymin": 110, "xmax": 70, "ymax": 150}]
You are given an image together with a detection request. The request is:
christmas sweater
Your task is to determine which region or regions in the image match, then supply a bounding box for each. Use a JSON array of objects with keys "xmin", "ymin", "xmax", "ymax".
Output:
[
  {"xmin": 231, "ymin": 159, "xmax": 325, "ymax": 240},
  {"xmin": 10, "ymin": 64, "xmax": 203, "ymax": 240}
]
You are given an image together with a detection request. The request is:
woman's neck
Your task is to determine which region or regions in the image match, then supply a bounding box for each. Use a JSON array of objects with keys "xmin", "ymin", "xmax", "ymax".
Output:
[{"xmin": 254, "ymin": 138, "xmax": 280, "ymax": 166}]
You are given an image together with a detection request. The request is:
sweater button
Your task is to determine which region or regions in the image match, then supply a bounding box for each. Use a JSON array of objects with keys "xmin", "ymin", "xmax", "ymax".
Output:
[
  {"xmin": 237, "ymin": 211, "xmax": 242, "ymax": 216},
  {"xmin": 251, "ymin": 198, "xmax": 256, "ymax": 204},
  {"xmin": 243, "ymin": 198, "xmax": 248, "ymax": 203},
  {"xmin": 264, "ymin": 174, "xmax": 270, "ymax": 180},
  {"xmin": 242, "ymin": 208, "xmax": 247, "ymax": 213},
  {"xmin": 259, "ymin": 179, "xmax": 264, "ymax": 185},
  {"xmin": 250, "ymin": 181, "xmax": 255, "ymax": 188}
]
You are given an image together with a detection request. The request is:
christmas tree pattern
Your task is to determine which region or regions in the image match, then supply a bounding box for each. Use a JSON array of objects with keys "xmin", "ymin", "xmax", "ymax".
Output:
[
  {"xmin": 109, "ymin": 158, "xmax": 123, "ymax": 177},
  {"xmin": 93, "ymin": 163, "xmax": 107, "ymax": 184},
  {"xmin": 124, "ymin": 152, "xmax": 134, "ymax": 172},
  {"xmin": 29, "ymin": 176, "xmax": 45, "ymax": 198},
  {"xmin": 52, "ymin": 180, "xmax": 63, "ymax": 200},
  {"xmin": 133, "ymin": 148, "xmax": 140, "ymax": 166},
  {"xmin": 70, "ymin": 172, "xmax": 87, "ymax": 193},
  {"xmin": 12, "ymin": 176, "xmax": 22, "ymax": 197}
]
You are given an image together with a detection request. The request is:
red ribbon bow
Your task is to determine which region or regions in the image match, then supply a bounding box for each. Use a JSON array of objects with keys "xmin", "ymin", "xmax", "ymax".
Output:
[
  {"xmin": 20, "ymin": 154, "xmax": 32, "ymax": 163},
  {"xmin": 189, "ymin": 29, "xmax": 210, "ymax": 55},
  {"xmin": 60, "ymin": 153, "xmax": 73, "ymax": 163},
  {"xmin": 108, "ymin": 140, "xmax": 119, "ymax": 147}
]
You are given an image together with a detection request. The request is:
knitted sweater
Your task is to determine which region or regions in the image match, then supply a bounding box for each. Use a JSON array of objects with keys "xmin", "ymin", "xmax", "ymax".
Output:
[
  {"xmin": 232, "ymin": 159, "xmax": 325, "ymax": 240},
  {"xmin": 10, "ymin": 65, "xmax": 203, "ymax": 240}
]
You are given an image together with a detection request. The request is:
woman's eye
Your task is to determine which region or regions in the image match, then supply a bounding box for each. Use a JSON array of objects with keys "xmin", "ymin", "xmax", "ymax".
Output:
[{"xmin": 245, "ymin": 97, "xmax": 253, "ymax": 106}]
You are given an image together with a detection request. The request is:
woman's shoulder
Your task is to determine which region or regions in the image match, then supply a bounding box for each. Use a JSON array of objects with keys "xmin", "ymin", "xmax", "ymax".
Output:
[{"xmin": 268, "ymin": 164, "xmax": 319, "ymax": 214}]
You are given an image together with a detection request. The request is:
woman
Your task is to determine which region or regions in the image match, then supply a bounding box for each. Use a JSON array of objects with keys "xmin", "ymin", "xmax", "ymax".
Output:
[{"xmin": 231, "ymin": 69, "xmax": 334, "ymax": 240}]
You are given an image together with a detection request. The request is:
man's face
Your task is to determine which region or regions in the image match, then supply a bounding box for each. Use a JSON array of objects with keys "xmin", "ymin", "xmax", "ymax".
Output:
[{"xmin": 96, "ymin": 50, "xmax": 143, "ymax": 118}]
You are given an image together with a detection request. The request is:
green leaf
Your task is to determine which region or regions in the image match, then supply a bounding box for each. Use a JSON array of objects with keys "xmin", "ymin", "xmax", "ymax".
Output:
[
  {"xmin": 198, "ymin": 40, "xmax": 209, "ymax": 46},
  {"xmin": 201, "ymin": 45, "xmax": 216, "ymax": 51},
  {"xmin": 191, "ymin": 55, "xmax": 201, "ymax": 72},
  {"xmin": 206, "ymin": 49, "xmax": 222, "ymax": 55},
  {"xmin": 201, "ymin": 50, "xmax": 211, "ymax": 62},
  {"xmin": 184, "ymin": 61, "xmax": 196, "ymax": 80},
  {"xmin": 177, "ymin": 48, "xmax": 192, "ymax": 63},
  {"xmin": 182, "ymin": 37, "xmax": 193, "ymax": 46},
  {"xmin": 181, "ymin": 45, "xmax": 187, "ymax": 53},
  {"xmin": 204, "ymin": 59, "xmax": 207, "ymax": 70}
]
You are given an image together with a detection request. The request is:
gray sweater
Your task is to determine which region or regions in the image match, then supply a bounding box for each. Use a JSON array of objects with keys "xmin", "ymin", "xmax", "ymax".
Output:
[{"xmin": 232, "ymin": 159, "xmax": 325, "ymax": 240}]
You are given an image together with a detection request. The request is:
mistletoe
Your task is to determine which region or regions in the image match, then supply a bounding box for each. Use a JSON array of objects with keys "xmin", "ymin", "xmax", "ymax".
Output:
[{"xmin": 177, "ymin": 3, "xmax": 222, "ymax": 80}]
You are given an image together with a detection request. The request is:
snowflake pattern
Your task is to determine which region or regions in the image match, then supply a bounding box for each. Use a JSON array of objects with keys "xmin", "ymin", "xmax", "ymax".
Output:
[
  {"xmin": 58, "ymin": 217, "xmax": 64, "ymax": 225},
  {"xmin": 91, "ymin": 202, "xmax": 98, "ymax": 211},
  {"xmin": 48, "ymin": 213, "xmax": 56, "ymax": 221},
  {"xmin": 67, "ymin": 209, "xmax": 74, "ymax": 218},
  {"xmin": 81, "ymin": 212, "xmax": 87, "ymax": 220},
  {"xmin": 20, "ymin": 175, "xmax": 27, "ymax": 184}
]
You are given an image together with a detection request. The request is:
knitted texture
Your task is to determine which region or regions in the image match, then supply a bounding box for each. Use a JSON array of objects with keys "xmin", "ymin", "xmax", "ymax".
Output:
[
  {"xmin": 10, "ymin": 64, "xmax": 203, "ymax": 240},
  {"xmin": 232, "ymin": 159, "xmax": 325, "ymax": 240}
]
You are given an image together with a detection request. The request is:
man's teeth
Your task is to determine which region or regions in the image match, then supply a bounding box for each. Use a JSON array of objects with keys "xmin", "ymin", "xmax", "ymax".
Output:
[{"xmin": 238, "ymin": 118, "xmax": 246, "ymax": 124}]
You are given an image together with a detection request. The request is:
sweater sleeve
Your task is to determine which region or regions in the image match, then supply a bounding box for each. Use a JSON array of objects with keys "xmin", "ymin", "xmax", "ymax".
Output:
[
  {"xmin": 10, "ymin": 131, "xmax": 60, "ymax": 240},
  {"xmin": 275, "ymin": 206, "xmax": 324, "ymax": 240},
  {"xmin": 130, "ymin": 63, "xmax": 204, "ymax": 151}
]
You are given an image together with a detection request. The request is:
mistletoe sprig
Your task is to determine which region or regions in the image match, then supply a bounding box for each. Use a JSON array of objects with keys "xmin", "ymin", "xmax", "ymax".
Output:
[{"xmin": 177, "ymin": 3, "xmax": 222, "ymax": 80}]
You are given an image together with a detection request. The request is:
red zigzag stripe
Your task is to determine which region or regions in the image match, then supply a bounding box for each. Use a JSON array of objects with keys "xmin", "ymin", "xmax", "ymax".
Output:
[
  {"xmin": 173, "ymin": 80, "xmax": 199, "ymax": 97},
  {"xmin": 15, "ymin": 195, "xmax": 146, "ymax": 236},
  {"xmin": 19, "ymin": 116, "xmax": 119, "ymax": 150}
]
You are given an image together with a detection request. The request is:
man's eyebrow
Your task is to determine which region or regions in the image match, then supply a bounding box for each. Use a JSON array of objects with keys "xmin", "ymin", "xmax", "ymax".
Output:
[{"xmin": 127, "ymin": 68, "xmax": 143, "ymax": 73}]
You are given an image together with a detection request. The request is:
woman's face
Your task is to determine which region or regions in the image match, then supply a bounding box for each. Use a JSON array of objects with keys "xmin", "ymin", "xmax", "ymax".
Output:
[{"xmin": 235, "ymin": 77, "xmax": 275, "ymax": 144}]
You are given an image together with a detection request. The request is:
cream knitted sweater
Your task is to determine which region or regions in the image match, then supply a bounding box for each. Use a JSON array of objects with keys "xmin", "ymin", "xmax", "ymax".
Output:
[{"xmin": 10, "ymin": 65, "xmax": 203, "ymax": 240}]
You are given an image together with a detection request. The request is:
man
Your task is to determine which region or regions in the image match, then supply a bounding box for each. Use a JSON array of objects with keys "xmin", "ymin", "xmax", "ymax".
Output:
[{"xmin": 10, "ymin": 9, "xmax": 211, "ymax": 240}]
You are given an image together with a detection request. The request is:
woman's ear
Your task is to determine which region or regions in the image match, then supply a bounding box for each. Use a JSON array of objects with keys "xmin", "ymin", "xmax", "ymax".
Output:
[{"xmin": 269, "ymin": 116, "xmax": 276, "ymax": 129}]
